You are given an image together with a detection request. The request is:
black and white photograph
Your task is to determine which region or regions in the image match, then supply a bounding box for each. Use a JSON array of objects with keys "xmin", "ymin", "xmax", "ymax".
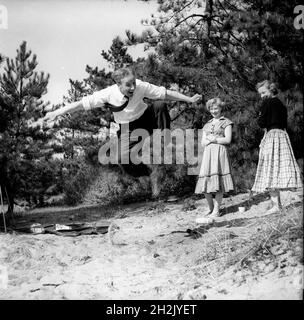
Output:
[{"xmin": 0, "ymin": 0, "xmax": 303, "ymax": 302}]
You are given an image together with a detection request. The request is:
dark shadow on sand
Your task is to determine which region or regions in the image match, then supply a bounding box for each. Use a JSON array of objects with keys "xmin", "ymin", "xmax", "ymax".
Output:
[{"xmin": 221, "ymin": 192, "xmax": 270, "ymax": 216}]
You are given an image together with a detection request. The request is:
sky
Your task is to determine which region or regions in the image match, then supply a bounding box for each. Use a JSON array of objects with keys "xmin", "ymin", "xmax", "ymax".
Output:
[{"xmin": 0, "ymin": 0, "xmax": 159, "ymax": 105}]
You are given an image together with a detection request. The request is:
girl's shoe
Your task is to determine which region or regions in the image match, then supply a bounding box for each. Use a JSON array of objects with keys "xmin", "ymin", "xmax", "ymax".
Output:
[
  {"xmin": 195, "ymin": 209, "xmax": 213, "ymax": 223},
  {"xmin": 209, "ymin": 210, "xmax": 221, "ymax": 218},
  {"xmin": 195, "ymin": 216, "xmax": 215, "ymax": 224},
  {"xmin": 204, "ymin": 210, "xmax": 213, "ymax": 216},
  {"xmin": 265, "ymin": 206, "xmax": 281, "ymax": 215}
]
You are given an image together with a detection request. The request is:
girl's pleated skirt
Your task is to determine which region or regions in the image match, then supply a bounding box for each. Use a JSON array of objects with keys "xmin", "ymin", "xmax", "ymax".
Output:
[
  {"xmin": 195, "ymin": 143, "xmax": 234, "ymax": 194},
  {"xmin": 252, "ymin": 129, "xmax": 303, "ymax": 193}
]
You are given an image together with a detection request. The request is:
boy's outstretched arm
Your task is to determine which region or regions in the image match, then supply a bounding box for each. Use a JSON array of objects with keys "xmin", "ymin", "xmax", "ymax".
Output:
[
  {"xmin": 43, "ymin": 100, "xmax": 84, "ymax": 123},
  {"xmin": 28, "ymin": 100, "xmax": 85, "ymax": 129},
  {"xmin": 165, "ymin": 90, "xmax": 202, "ymax": 104},
  {"xmin": 32, "ymin": 100, "xmax": 106, "ymax": 128}
]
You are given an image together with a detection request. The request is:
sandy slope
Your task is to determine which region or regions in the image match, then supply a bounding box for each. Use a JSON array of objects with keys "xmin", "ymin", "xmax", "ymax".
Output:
[{"xmin": 0, "ymin": 191, "xmax": 302, "ymax": 300}]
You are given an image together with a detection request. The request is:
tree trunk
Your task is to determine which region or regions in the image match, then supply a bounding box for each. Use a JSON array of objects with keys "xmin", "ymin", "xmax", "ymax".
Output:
[
  {"xmin": 5, "ymin": 185, "xmax": 15, "ymax": 224},
  {"xmin": 0, "ymin": 184, "xmax": 14, "ymax": 227},
  {"xmin": 0, "ymin": 156, "xmax": 14, "ymax": 226}
]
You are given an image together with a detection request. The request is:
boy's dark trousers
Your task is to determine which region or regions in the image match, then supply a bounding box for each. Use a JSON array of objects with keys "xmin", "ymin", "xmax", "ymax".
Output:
[{"xmin": 116, "ymin": 101, "xmax": 171, "ymax": 177}]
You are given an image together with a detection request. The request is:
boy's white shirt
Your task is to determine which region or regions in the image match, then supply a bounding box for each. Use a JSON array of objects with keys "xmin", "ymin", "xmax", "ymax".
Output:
[{"xmin": 81, "ymin": 79, "xmax": 167, "ymax": 124}]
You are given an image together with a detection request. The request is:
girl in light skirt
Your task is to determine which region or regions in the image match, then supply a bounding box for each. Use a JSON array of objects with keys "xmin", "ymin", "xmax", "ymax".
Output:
[
  {"xmin": 252, "ymin": 80, "xmax": 303, "ymax": 213},
  {"xmin": 195, "ymin": 98, "xmax": 234, "ymax": 222}
]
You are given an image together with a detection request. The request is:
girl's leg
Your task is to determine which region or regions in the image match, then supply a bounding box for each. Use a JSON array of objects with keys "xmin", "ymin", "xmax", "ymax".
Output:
[
  {"xmin": 195, "ymin": 193, "xmax": 214, "ymax": 223},
  {"xmin": 204, "ymin": 193, "xmax": 214, "ymax": 214},
  {"xmin": 211, "ymin": 192, "xmax": 223, "ymax": 217},
  {"xmin": 268, "ymin": 189, "xmax": 282, "ymax": 213}
]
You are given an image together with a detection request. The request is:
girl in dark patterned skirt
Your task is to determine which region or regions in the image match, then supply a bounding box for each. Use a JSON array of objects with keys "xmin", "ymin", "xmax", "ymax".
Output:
[{"xmin": 252, "ymin": 80, "xmax": 303, "ymax": 213}]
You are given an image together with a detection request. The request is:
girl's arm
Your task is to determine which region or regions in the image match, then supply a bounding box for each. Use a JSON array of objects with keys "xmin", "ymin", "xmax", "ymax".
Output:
[
  {"xmin": 201, "ymin": 130, "xmax": 211, "ymax": 146},
  {"xmin": 165, "ymin": 90, "xmax": 202, "ymax": 104},
  {"xmin": 210, "ymin": 125, "xmax": 232, "ymax": 145},
  {"xmin": 257, "ymin": 100, "xmax": 268, "ymax": 129}
]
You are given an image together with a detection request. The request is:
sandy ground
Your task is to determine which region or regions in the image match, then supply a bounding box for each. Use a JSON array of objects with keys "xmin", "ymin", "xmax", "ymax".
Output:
[{"xmin": 0, "ymin": 191, "xmax": 303, "ymax": 300}]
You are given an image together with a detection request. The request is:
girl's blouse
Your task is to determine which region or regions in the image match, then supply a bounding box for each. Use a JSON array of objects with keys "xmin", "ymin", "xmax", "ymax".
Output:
[
  {"xmin": 257, "ymin": 97, "xmax": 287, "ymax": 131},
  {"xmin": 203, "ymin": 116, "xmax": 233, "ymax": 138}
]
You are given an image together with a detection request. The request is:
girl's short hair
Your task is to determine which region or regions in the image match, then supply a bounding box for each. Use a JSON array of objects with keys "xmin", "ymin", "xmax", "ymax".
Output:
[
  {"xmin": 206, "ymin": 97, "xmax": 225, "ymax": 111},
  {"xmin": 112, "ymin": 67, "xmax": 135, "ymax": 84},
  {"xmin": 256, "ymin": 80, "xmax": 278, "ymax": 95}
]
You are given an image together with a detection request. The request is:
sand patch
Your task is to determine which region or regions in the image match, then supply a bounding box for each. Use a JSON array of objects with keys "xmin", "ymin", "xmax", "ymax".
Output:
[{"xmin": 0, "ymin": 191, "xmax": 302, "ymax": 299}]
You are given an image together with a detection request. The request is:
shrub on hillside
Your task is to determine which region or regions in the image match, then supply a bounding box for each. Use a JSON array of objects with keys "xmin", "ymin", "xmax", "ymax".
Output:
[
  {"xmin": 83, "ymin": 166, "xmax": 151, "ymax": 205},
  {"xmin": 62, "ymin": 159, "xmax": 99, "ymax": 205}
]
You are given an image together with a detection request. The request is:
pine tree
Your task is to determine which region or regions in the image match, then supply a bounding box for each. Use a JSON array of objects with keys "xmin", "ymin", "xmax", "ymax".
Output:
[
  {"xmin": 101, "ymin": 36, "xmax": 134, "ymax": 69},
  {"xmin": 0, "ymin": 41, "xmax": 51, "ymax": 221},
  {"xmin": 0, "ymin": 53, "xmax": 5, "ymax": 65},
  {"xmin": 59, "ymin": 79, "xmax": 102, "ymax": 159}
]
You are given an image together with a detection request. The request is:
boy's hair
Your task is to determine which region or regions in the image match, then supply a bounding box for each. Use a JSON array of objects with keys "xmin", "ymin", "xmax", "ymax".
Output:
[
  {"xmin": 256, "ymin": 80, "xmax": 278, "ymax": 95},
  {"xmin": 206, "ymin": 97, "xmax": 225, "ymax": 111},
  {"xmin": 112, "ymin": 67, "xmax": 136, "ymax": 84}
]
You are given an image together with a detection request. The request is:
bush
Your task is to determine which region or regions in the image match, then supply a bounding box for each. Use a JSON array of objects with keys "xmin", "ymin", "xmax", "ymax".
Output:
[
  {"xmin": 83, "ymin": 166, "xmax": 151, "ymax": 205},
  {"xmin": 17, "ymin": 159, "xmax": 59, "ymax": 207},
  {"xmin": 62, "ymin": 159, "xmax": 99, "ymax": 205},
  {"xmin": 150, "ymin": 164, "xmax": 196, "ymax": 198},
  {"xmin": 231, "ymin": 162, "xmax": 257, "ymax": 193}
]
